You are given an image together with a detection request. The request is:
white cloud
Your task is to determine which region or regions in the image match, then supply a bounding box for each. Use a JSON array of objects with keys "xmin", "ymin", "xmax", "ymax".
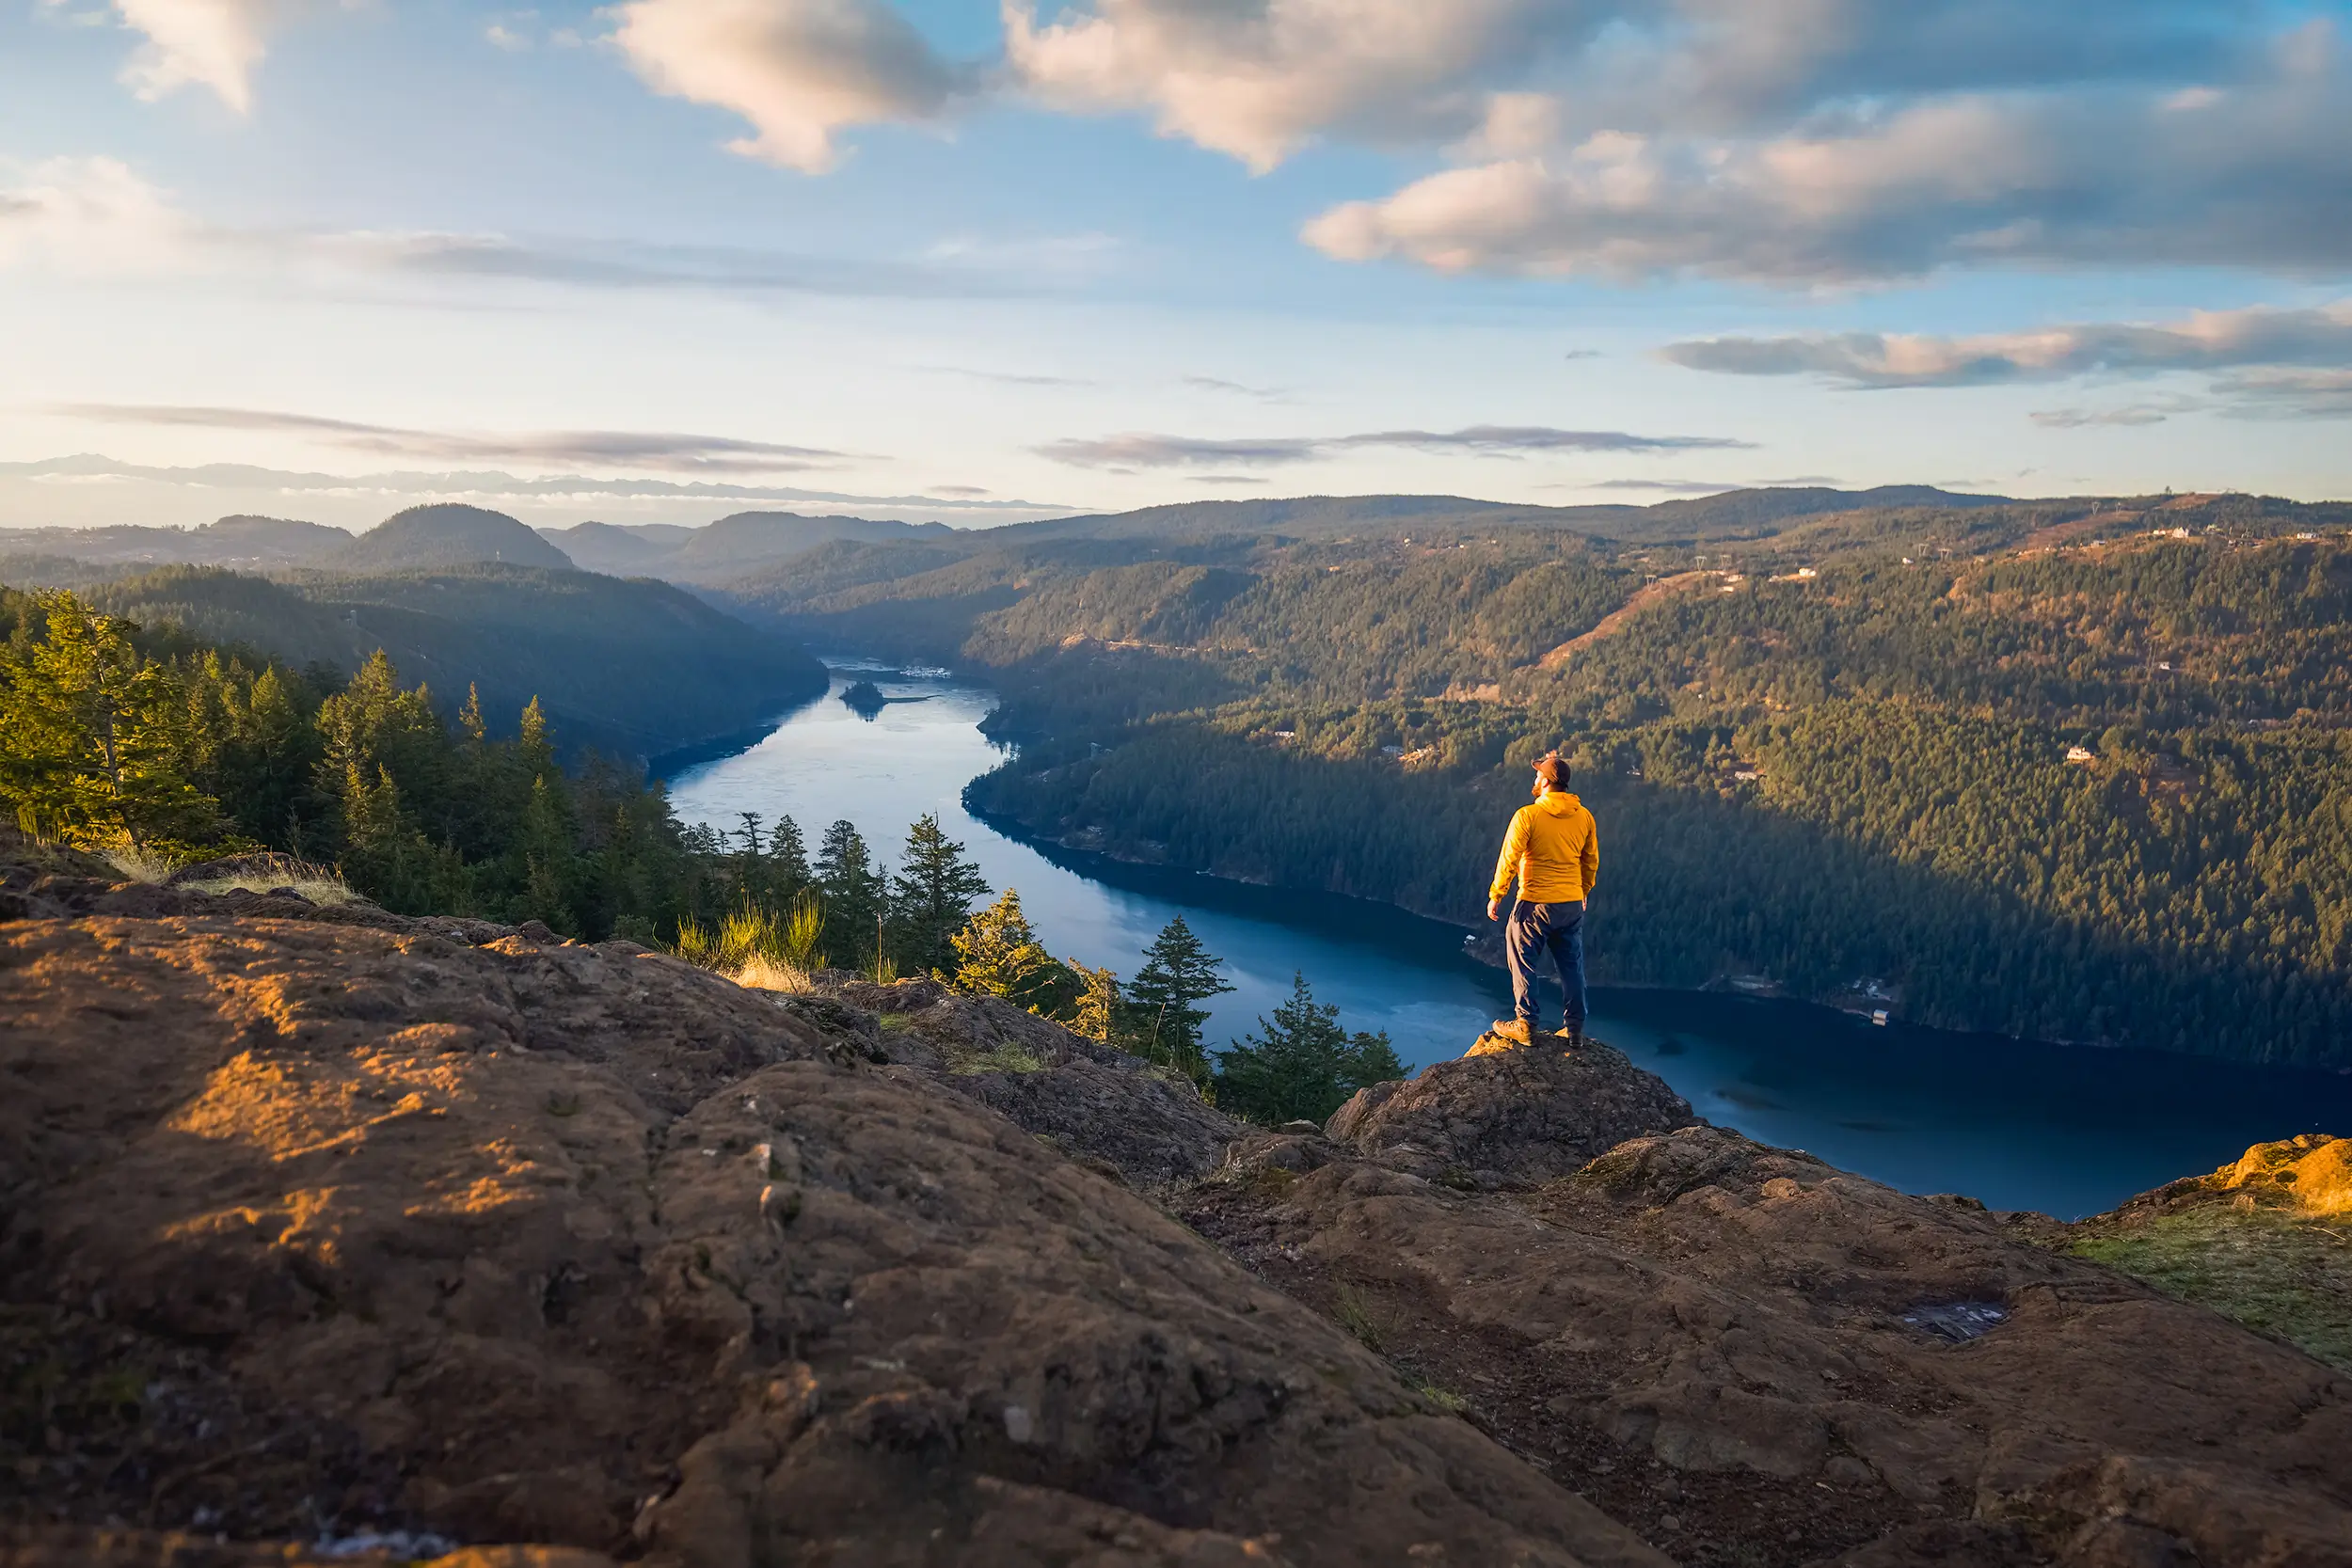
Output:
[
  {"xmin": 1662, "ymin": 302, "xmax": 2352, "ymax": 388},
  {"xmin": 0, "ymin": 158, "xmax": 1111, "ymax": 303},
  {"xmin": 2211, "ymin": 367, "xmax": 2352, "ymax": 420},
  {"xmin": 992, "ymin": 0, "xmax": 2352, "ymax": 285},
  {"xmin": 1665, "ymin": 299, "xmax": 2352, "ymax": 421},
  {"xmin": 612, "ymin": 0, "xmax": 968, "ymax": 173},
  {"xmin": 0, "ymin": 453, "xmax": 1066, "ymax": 515},
  {"xmin": 0, "ymin": 157, "xmax": 196, "ymax": 272},
  {"xmin": 2028, "ymin": 399, "xmax": 2203, "ymax": 429},
  {"xmin": 1003, "ymin": 0, "xmax": 1582, "ymax": 173},
  {"xmin": 110, "ymin": 0, "xmax": 283, "ymax": 113},
  {"xmin": 1000, "ymin": 0, "xmax": 2273, "ymax": 171},
  {"xmin": 1304, "ymin": 56, "xmax": 2352, "ymax": 283},
  {"xmin": 47, "ymin": 404, "xmax": 862, "ymax": 473},
  {"xmin": 1036, "ymin": 423, "xmax": 1751, "ymax": 467}
]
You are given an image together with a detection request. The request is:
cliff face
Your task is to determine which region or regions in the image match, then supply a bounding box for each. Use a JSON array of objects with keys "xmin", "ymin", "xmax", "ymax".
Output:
[{"xmin": 2, "ymin": 867, "xmax": 2348, "ymax": 1568}]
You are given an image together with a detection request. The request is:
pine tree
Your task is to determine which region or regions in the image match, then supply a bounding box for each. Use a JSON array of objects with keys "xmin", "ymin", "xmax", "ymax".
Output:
[
  {"xmin": 887, "ymin": 813, "xmax": 992, "ymax": 975},
  {"xmin": 1070, "ymin": 961, "xmax": 1128, "ymax": 1048},
  {"xmin": 816, "ymin": 819, "xmax": 887, "ymax": 967},
  {"xmin": 950, "ymin": 888, "xmax": 1068, "ymax": 1010},
  {"xmin": 1126, "ymin": 915, "xmax": 1233, "ymax": 1085},
  {"xmin": 770, "ymin": 813, "xmax": 810, "ymax": 896},
  {"xmin": 1213, "ymin": 972, "xmax": 1401, "ymax": 1126},
  {"xmin": 0, "ymin": 592, "xmax": 221, "ymax": 852}
]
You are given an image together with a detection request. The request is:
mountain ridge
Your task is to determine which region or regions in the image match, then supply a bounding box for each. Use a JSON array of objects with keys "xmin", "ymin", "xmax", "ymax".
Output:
[{"xmin": 5, "ymin": 484, "xmax": 2028, "ymax": 581}]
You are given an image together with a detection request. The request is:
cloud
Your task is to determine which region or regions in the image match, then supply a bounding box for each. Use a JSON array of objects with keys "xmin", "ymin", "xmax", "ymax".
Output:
[
  {"xmin": 2211, "ymin": 367, "xmax": 2352, "ymax": 420},
  {"xmin": 1002, "ymin": 0, "xmax": 2276, "ymax": 166},
  {"xmin": 1037, "ymin": 434, "xmax": 1325, "ymax": 468},
  {"xmin": 1306, "ymin": 62, "xmax": 2352, "ymax": 284},
  {"xmin": 1662, "ymin": 302, "xmax": 2352, "ymax": 388},
  {"xmin": 1262, "ymin": 8, "xmax": 2352, "ymax": 284},
  {"xmin": 921, "ymin": 364, "xmax": 1099, "ymax": 387},
  {"xmin": 612, "ymin": 0, "xmax": 970, "ymax": 172},
  {"xmin": 1663, "ymin": 299, "xmax": 2352, "ymax": 421},
  {"xmin": 1034, "ymin": 423, "xmax": 1751, "ymax": 467},
  {"xmin": 2028, "ymin": 400, "xmax": 2203, "ymax": 429},
  {"xmin": 0, "ymin": 159, "xmax": 1102, "ymax": 303},
  {"xmin": 0, "ymin": 453, "xmax": 1066, "ymax": 513},
  {"xmin": 1580, "ymin": 478, "xmax": 1740, "ymax": 495},
  {"xmin": 0, "ymin": 156, "xmax": 194, "ymax": 272},
  {"xmin": 347, "ymin": 230, "xmax": 1046, "ymax": 298},
  {"xmin": 1571, "ymin": 473, "xmax": 1844, "ymax": 494},
  {"xmin": 106, "ymin": 0, "xmax": 282, "ymax": 113},
  {"xmin": 1183, "ymin": 374, "xmax": 1290, "ymax": 400},
  {"xmin": 47, "ymin": 404, "xmax": 860, "ymax": 474},
  {"xmin": 1004, "ymin": 0, "xmax": 1590, "ymax": 173}
]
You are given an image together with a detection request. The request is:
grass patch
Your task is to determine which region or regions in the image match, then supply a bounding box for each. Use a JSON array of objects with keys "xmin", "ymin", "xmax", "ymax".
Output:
[
  {"xmin": 182, "ymin": 873, "xmax": 359, "ymax": 906},
  {"xmin": 99, "ymin": 846, "xmax": 179, "ymax": 884},
  {"xmin": 1414, "ymin": 1380, "xmax": 1470, "ymax": 1415},
  {"xmin": 877, "ymin": 1012, "xmax": 915, "ymax": 1033},
  {"xmin": 946, "ymin": 1042, "xmax": 1049, "ymax": 1076},
  {"xmin": 2070, "ymin": 1208, "xmax": 2352, "ymax": 1372},
  {"xmin": 1241, "ymin": 1164, "xmax": 1298, "ymax": 1199},
  {"xmin": 674, "ymin": 891, "xmax": 824, "ymax": 981},
  {"xmin": 1332, "ymin": 1283, "xmax": 1386, "ymax": 1352}
]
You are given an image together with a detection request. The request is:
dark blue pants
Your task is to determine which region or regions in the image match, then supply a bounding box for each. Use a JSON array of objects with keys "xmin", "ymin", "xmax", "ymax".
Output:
[{"xmin": 1508, "ymin": 899, "xmax": 1587, "ymax": 1033}]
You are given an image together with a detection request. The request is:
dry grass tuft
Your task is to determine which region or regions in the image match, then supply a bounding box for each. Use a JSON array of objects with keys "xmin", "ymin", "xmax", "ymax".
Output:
[
  {"xmin": 99, "ymin": 847, "xmax": 179, "ymax": 884},
  {"xmin": 182, "ymin": 872, "xmax": 360, "ymax": 906},
  {"xmin": 733, "ymin": 955, "xmax": 818, "ymax": 995},
  {"xmin": 1332, "ymin": 1283, "xmax": 1386, "ymax": 1352}
]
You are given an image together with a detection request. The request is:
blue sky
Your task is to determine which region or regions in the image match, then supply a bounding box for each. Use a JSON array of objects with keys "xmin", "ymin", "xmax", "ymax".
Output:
[{"xmin": 3, "ymin": 0, "xmax": 2348, "ymax": 531}]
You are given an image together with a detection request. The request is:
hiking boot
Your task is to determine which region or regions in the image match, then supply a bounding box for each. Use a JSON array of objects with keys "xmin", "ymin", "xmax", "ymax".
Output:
[
  {"xmin": 1561, "ymin": 1025, "xmax": 1587, "ymax": 1047},
  {"xmin": 1489, "ymin": 1019, "xmax": 1534, "ymax": 1046}
]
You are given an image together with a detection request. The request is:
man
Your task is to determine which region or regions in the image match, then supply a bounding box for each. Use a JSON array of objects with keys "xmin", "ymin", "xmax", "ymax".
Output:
[{"xmin": 1486, "ymin": 752, "xmax": 1598, "ymax": 1045}]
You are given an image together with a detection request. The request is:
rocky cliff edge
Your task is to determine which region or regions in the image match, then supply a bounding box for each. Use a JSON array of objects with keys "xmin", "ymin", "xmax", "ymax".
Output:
[{"xmin": 2, "ymin": 868, "xmax": 2347, "ymax": 1568}]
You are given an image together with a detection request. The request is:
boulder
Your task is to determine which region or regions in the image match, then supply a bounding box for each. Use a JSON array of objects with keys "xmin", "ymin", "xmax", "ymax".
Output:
[{"xmin": 1324, "ymin": 1027, "xmax": 1698, "ymax": 1186}]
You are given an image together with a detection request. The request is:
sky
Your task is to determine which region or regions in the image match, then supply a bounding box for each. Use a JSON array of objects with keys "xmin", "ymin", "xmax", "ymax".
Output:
[{"xmin": 3, "ymin": 0, "xmax": 2350, "ymax": 532}]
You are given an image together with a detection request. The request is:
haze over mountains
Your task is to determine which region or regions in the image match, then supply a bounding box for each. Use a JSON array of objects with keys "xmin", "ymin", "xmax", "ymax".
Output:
[{"xmin": 6, "ymin": 485, "xmax": 2018, "ymax": 585}]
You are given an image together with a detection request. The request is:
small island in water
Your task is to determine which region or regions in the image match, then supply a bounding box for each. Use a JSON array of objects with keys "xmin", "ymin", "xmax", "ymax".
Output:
[{"xmin": 840, "ymin": 678, "xmax": 931, "ymax": 720}]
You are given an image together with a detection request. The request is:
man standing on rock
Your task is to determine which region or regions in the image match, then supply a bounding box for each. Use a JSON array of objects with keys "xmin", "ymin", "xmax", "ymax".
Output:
[{"xmin": 1487, "ymin": 752, "xmax": 1598, "ymax": 1046}]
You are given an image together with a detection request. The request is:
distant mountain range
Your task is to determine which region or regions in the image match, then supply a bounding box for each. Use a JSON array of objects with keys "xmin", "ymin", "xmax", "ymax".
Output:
[
  {"xmin": 538, "ymin": 512, "xmax": 961, "ymax": 579},
  {"xmin": 0, "ymin": 486, "xmax": 2022, "ymax": 587}
]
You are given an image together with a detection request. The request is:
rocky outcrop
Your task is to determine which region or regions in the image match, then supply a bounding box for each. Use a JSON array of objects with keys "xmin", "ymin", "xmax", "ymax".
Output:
[
  {"xmin": 1193, "ymin": 1041, "xmax": 2352, "ymax": 1567},
  {"xmin": 11, "ymin": 858, "xmax": 2352, "ymax": 1568},
  {"xmin": 0, "ymin": 899, "xmax": 1664, "ymax": 1568},
  {"xmin": 1324, "ymin": 1026, "xmax": 1698, "ymax": 1187}
]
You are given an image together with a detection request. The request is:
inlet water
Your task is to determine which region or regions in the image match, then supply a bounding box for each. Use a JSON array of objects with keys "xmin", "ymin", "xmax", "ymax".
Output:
[{"xmin": 664, "ymin": 663, "xmax": 2352, "ymax": 1219}]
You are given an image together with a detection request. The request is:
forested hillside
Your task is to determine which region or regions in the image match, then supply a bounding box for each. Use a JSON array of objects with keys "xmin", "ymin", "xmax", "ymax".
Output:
[
  {"xmin": 53, "ymin": 563, "xmax": 827, "ymax": 761},
  {"xmin": 703, "ymin": 488, "xmax": 2352, "ymax": 1068}
]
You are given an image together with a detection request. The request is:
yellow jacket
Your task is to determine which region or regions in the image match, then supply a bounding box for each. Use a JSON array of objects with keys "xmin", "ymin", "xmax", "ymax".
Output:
[{"xmin": 1490, "ymin": 790, "xmax": 1598, "ymax": 904}]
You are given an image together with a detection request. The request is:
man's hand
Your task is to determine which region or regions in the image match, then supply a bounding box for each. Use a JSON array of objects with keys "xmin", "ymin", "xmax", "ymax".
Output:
[{"xmin": 1487, "ymin": 898, "xmax": 1504, "ymax": 922}]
